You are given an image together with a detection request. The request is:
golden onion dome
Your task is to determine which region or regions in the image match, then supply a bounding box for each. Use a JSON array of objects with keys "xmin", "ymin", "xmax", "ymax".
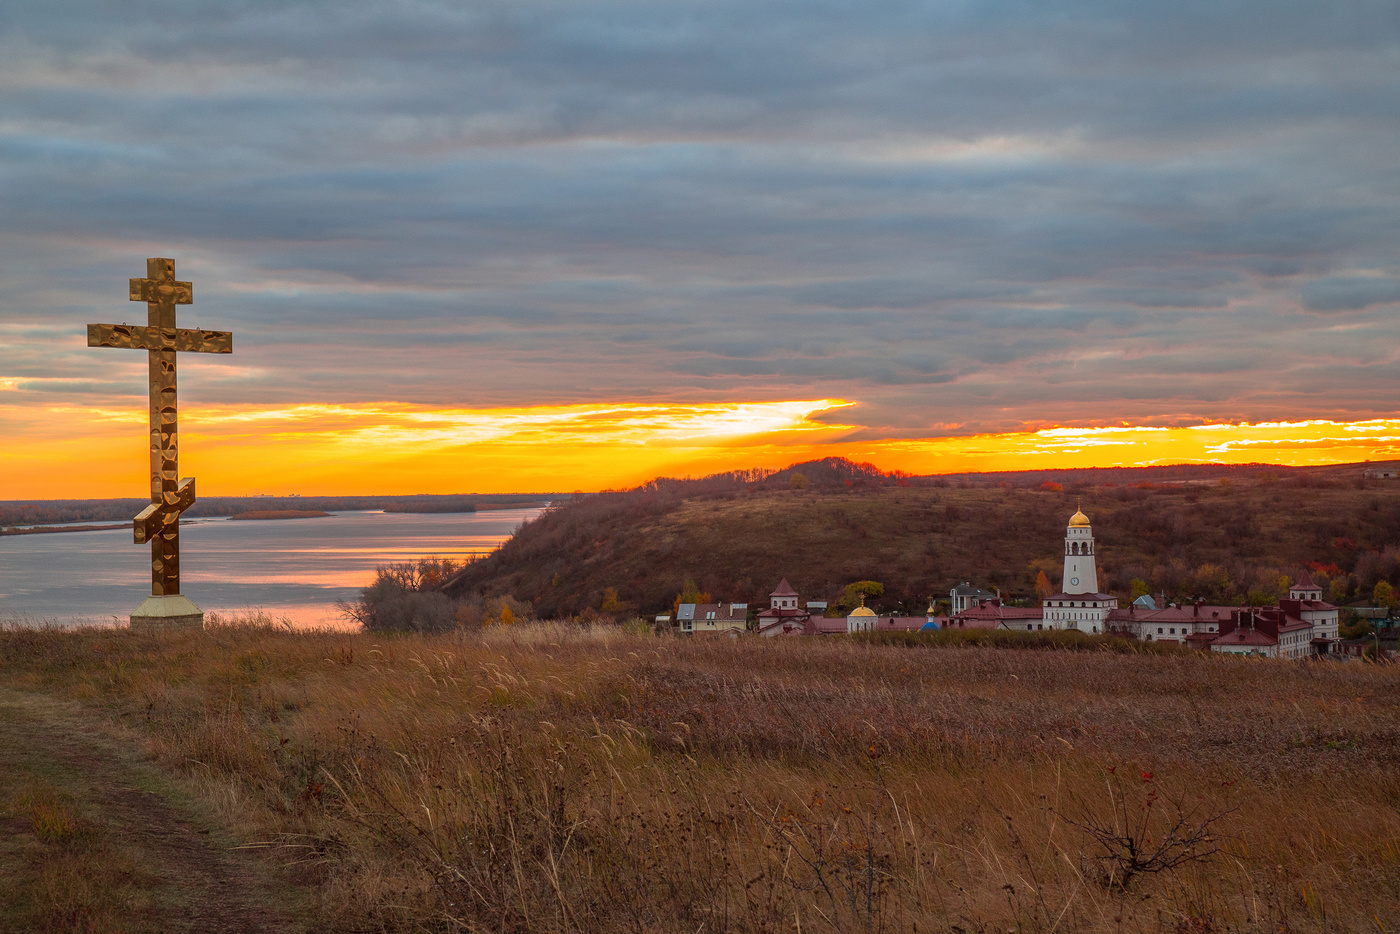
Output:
[
  {"xmin": 1068, "ymin": 507, "xmax": 1091, "ymax": 527},
  {"xmin": 849, "ymin": 606, "xmax": 877, "ymax": 617}
]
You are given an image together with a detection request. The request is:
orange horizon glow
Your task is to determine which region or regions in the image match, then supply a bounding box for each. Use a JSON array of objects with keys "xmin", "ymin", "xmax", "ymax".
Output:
[{"xmin": 2, "ymin": 398, "xmax": 1398, "ymax": 499}]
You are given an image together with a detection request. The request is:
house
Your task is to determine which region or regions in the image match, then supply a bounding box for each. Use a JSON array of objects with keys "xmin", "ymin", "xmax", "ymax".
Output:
[
  {"xmin": 756, "ymin": 579, "xmax": 815, "ymax": 636},
  {"xmin": 676, "ymin": 602, "xmax": 748, "ymax": 637},
  {"xmin": 1279, "ymin": 569, "xmax": 1340, "ymax": 654},
  {"xmin": 950, "ymin": 582, "xmax": 996, "ymax": 613},
  {"xmin": 949, "ymin": 598, "xmax": 1043, "ymax": 630},
  {"xmin": 1363, "ymin": 467, "xmax": 1398, "ymax": 479},
  {"xmin": 1107, "ymin": 601, "xmax": 1236, "ymax": 645},
  {"xmin": 1211, "ymin": 607, "xmax": 1315, "ymax": 659}
]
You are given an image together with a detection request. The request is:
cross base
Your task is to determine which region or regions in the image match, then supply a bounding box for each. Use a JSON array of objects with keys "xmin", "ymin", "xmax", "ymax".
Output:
[{"xmin": 130, "ymin": 594, "xmax": 205, "ymax": 633}]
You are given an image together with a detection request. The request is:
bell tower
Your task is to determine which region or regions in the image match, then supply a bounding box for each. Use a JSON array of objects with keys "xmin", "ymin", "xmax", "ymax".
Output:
[{"xmin": 1062, "ymin": 506, "xmax": 1098, "ymax": 595}]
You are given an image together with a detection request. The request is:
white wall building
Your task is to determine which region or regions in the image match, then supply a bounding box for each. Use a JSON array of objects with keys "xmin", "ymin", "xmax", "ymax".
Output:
[{"xmin": 1040, "ymin": 508, "xmax": 1114, "ymax": 633}]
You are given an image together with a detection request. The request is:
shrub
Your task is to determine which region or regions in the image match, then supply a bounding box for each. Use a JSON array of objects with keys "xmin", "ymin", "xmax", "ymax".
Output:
[{"xmin": 338, "ymin": 558, "xmax": 461, "ymax": 633}]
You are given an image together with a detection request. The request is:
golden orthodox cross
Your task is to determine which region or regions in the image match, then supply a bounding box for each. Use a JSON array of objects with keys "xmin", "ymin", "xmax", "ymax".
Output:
[{"xmin": 87, "ymin": 258, "xmax": 232, "ymax": 599}]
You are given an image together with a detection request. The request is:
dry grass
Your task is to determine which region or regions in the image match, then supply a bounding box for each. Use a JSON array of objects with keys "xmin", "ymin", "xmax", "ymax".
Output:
[
  {"xmin": 0, "ymin": 778, "xmax": 156, "ymax": 933},
  {"xmin": 2, "ymin": 617, "xmax": 1399, "ymax": 932}
]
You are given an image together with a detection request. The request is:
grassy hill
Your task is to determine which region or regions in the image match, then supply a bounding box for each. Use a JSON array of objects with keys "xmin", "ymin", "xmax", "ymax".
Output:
[{"xmin": 443, "ymin": 458, "xmax": 1400, "ymax": 618}]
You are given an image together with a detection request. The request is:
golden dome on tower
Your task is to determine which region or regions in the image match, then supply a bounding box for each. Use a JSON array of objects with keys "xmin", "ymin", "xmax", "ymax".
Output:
[{"xmin": 1068, "ymin": 507, "xmax": 1091, "ymax": 528}]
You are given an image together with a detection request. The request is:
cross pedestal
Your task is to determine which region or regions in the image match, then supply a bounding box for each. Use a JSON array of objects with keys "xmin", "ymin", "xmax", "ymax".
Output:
[{"xmin": 88, "ymin": 258, "xmax": 233, "ymax": 632}]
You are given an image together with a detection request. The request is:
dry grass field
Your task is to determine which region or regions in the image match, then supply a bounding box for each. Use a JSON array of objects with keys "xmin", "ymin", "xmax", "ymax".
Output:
[{"xmin": 2, "ymin": 618, "xmax": 1399, "ymax": 933}]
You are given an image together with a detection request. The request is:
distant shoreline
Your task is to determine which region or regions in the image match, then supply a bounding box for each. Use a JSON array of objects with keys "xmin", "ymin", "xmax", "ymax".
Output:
[
  {"xmin": 227, "ymin": 510, "xmax": 332, "ymax": 521},
  {"xmin": 0, "ymin": 523, "xmax": 129, "ymax": 536}
]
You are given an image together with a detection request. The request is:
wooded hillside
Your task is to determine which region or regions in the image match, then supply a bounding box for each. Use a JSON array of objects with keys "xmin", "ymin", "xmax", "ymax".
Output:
[{"xmin": 443, "ymin": 458, "xmax": 1400, "ymax": 618}]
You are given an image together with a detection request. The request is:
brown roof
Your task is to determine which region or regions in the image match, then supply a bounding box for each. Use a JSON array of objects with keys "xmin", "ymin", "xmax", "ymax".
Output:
[
  {"xmin": 770, "ymin": 578, "xmax": 798, "ymax": 597},
  {"xmin": 1107, "ymin": 604, "xmax": 1235, "ymax": 623},
  {"xmin": 1213, "ymin": 628, "xmax": 1277, "ymax": 647},
  {"xmin": 756, "ymin": 606, "xmax": 810, "ymax": 620},
  {"xmin": 1293, "ymin": 569, "xmax": 1321, "ymax": 591},
  {"xmin": 686, "ymin": 603, "xmax": 747, "ymax": 623},
  {"xmin": 953, "ymin": 603, "xmax": 1043, "ymax": 623}
]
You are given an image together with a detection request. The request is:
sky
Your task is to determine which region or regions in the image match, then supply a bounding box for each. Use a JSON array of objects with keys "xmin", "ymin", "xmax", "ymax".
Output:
[{"xmin": 2, "ymin": 0, "xmax": 1399, "ymax": 496}]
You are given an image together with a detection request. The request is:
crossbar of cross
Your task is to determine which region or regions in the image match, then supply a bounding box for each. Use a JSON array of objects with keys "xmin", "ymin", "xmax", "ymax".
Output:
[{"xmin": 87, "ymin": 258, "xmax": 233, "ymax": 597}]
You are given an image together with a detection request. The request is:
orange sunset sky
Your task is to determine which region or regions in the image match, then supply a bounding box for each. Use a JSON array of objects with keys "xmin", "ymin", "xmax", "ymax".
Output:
[
  {"xmin": 3, "ymin": 393, "xmax": 1399, "ymax": 498},
  {"xmin": 2, "ymin": 3, "xmax": 1398, "ymax": 498}
]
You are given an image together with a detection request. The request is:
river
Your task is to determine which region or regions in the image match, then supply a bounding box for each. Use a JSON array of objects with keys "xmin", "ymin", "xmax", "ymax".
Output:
[{"xmin": 0, "ymin": 507, "xmax": 544, "ymax": 629}]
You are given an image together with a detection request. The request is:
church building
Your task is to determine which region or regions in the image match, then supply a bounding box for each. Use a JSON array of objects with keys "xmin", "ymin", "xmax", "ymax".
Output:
[{"xmin": 1039, "ymin": 507, "xmax": 1116, "ymax": 633}]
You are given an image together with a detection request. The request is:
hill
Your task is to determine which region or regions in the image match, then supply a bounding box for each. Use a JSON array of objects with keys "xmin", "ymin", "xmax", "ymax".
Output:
[{"xmin": 443, "ymin": 458, "xmax": 1400, "ymax": 618}]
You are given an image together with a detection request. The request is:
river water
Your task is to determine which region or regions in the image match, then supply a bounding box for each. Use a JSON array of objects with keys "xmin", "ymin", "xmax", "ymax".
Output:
[{"xmin": 0, "ymin": 507, "xmax": 544, "ymax": 629}]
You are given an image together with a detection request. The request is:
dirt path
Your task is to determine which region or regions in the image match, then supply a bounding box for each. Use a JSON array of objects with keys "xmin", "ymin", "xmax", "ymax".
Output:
[{"xmin": 0, "ymin": 688, "xmax": 307, "ymax": 934}]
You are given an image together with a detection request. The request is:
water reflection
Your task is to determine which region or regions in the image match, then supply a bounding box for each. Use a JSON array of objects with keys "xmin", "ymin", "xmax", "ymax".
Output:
[{"xmin": 0, "ymin": 508, "xmax": 542, "ymax": 629}]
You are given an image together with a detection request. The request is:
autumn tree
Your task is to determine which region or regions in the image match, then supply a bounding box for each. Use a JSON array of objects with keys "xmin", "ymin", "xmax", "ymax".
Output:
[
  {"xmin": 1190, "ymin": 564, "xmax": 1231, "ymax": 603},
  {"xmin": 672, "ymin": 579, "xmax": 712, "ymax": 616},
  {"xmin": 1374, "ymin": 581, "xmax": 1397, "ymax": 612},
  {"xmin": 836, "ymin": 580, "xmax": 884, "ymax": 613},
  {"xmin": 1035, "ymin": 571, "xmax": 1053, "ymax": 602},
  {"xmin": 1330, "ymin": 578, "xmax": 1350, "ymax": 605},
  {"xmin": 789, "ymin": 472, "xmax": 809, "ymax": 490},
  {"xmin": 601, "ymin": 587, "xmax": 621, "ymax": 614}
]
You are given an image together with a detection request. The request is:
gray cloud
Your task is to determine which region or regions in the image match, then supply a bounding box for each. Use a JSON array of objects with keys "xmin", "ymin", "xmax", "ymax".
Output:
[
  {"xmin": 1300, "ymin": 275, "xmax": 1400, "ymax": 312},
  {"xmin": 1, "ymin": 0, "xmax": 1398, "ymax": 437}
]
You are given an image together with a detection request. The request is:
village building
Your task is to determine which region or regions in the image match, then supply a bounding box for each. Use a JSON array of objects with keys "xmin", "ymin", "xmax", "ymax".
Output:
[
  {"xmin": 950, "ymin": 582, "xmax": 997, "ymax": 613},
  {"xmin": 675, "ymin": 601, "xmax": 748, "ymax": 637},
  {"xmin": 945, "ymin": 598, "xmax": 1042, "ymax": 630},
  {"xmin": 1107, "ymin": 601, "xmax": 1237, "ymax": 646},
  {"xmin": 755, "ymin": 578, "xmax": 813, "ymax": 636},
  {"xmin": 1211, "ymin": 607, "xmax": 1316, "ymax": 659}
]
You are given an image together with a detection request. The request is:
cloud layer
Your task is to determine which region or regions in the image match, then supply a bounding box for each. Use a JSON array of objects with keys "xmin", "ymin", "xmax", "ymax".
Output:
[{"xmin": 2, "ymin": 0, "xmax": 1398, "ymax": 465}]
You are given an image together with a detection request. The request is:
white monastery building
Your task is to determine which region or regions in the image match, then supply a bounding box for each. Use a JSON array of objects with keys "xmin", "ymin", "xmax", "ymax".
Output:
[{"xmin": 1040, "ymin": 507, "xmax": 1115, "ymax": 633}]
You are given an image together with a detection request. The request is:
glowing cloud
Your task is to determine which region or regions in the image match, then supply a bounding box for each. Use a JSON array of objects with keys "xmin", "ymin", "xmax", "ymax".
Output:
[{"xmin": 2, "ymin": 398, "xmax": 1395, "ymax": 499}]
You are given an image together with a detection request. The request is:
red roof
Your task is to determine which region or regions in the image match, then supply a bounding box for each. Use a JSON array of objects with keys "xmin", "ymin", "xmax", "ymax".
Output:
[
  {"xmin": 1107, "ymin": 604, "xmax": 1234, "ymax": 624},
  {"xmin": 1213, "ymin": 628, "xmax": 1276, "ymax": 647},
  {"xmin": 1293, "ymin": 569, "xmax": 1320, "ymax": 591},
  {"xmin": 952, "ymin": 603, "xmax": 1042, "ymax": 626},
  {"xmin": 770, "ymin": 578, "xmax": 798, "ymax": 597},
  {"xmin": 756, "ymin": 606, "xmax": 809, "ymax": 620}
]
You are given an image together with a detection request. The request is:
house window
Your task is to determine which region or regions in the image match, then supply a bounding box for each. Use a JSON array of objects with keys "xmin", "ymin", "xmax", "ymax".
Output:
[{"xmin": 1157, "ymin": 627, "xmax": 1164, "ymax": 634}]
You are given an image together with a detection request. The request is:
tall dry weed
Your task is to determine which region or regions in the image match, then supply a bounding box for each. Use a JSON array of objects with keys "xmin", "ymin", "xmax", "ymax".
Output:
[{"xmin": 3, "ymin": 620, "xmax": 1400, "ymax": 931}]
